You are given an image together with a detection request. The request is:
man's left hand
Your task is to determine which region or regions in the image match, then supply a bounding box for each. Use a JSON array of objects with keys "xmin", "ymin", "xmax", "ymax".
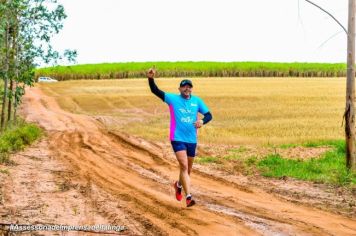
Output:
[{"xmin": 194, "ymin": 120, "xmax": 203, "ymax": 129}]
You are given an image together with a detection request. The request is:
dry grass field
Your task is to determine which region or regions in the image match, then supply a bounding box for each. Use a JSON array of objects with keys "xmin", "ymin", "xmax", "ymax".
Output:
[{"xmin": 39, "ymin": 77, "xmax": 345, "ymax": 145}]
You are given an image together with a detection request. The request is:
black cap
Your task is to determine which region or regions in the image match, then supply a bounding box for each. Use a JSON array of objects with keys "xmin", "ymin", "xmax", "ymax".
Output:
[{"xmin": 180, "ymin": 79, "xmax": 193, "ymax": 88}]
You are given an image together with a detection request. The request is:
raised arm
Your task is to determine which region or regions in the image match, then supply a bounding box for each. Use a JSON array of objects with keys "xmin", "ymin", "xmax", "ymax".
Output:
[{"xmin": 147, "ymin": 68, "xmax": 165, "ymax": 101}]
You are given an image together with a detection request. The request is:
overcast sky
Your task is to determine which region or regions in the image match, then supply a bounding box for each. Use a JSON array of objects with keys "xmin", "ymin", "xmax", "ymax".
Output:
[{"xmin": 51, "ymin": 0, "xmax": 350, "ymax": 65}]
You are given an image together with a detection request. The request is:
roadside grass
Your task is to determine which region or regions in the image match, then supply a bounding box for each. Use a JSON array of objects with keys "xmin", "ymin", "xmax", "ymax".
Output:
[
  {"xmin": 39, "ymin": 77, "xmax": 345, "ymax": 145},
  {"xmin": 0, "ymin": 120, "xmax": 42, "ymax": 164},
  {"xmin": 256, "ymin": 140, "xmax": 355, "ymax": 186},
  {"xmin": 196, "ymin": 140, "xmax": 355, "ymax": 186},
  {"xmin": 195, "ymin": 156, "xmax": 221, "ymax": 164},
  {"xmin": 278, "ymin": 140, "xmax": 344, "ymax": 149}
]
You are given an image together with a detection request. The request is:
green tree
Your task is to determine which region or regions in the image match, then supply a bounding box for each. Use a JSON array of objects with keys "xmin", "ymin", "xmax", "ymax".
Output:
[{"xmin": 0, "ymin": 0, "xmax": 76, "ymax": 129}]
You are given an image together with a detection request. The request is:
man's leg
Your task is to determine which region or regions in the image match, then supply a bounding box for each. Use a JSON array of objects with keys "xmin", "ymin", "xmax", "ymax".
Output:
[
  {"xmin": 175, "ymin": 150, "xmax": 191, "ymax": 197},
  {"xmin": 184, "ymin": 150, "xmax": 196, "ymax": 207},
  {"xmin": 188, "ymin": 156, "xmax": 194, "ymax": 176},
  {"xmin": 186, "ymin": 143, "xmax": 197, "ymax": 176}
]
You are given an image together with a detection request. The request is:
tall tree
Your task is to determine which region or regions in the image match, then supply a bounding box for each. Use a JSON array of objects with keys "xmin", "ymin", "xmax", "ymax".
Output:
[{"xmin": 0, "ymin": 0, "xmax": 76, "ymax": 129}]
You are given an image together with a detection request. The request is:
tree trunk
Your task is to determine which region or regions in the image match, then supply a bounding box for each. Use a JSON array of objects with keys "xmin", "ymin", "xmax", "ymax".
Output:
[
  {"xmin": 345, "ymin": 0, "xmax": 356, "ymax": 171},
  {"xmin": 13, "ymin": 43, "xmax": 19, "ymax": 125},
  {"xmin": 13, "ymin": 82, "xmax": 17, "ymax": 124},
  {"xmin": 7, "ymin": 79, "xmax": 13, "ymax": 123},
  {"xmin": 1, "ymin": 22, "xmax": 9, "ymax": 131}
]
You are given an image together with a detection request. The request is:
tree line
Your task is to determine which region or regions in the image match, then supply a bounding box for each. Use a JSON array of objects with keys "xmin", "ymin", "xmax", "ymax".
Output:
[{"xmin": 0, "ymin": 0, "xmax": 75, "ymax": 131}]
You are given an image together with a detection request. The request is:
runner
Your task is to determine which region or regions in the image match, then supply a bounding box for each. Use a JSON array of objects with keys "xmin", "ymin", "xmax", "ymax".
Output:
[{"xmin": 147, "ymin": 67, "xmax": 212, "ymax": 207}]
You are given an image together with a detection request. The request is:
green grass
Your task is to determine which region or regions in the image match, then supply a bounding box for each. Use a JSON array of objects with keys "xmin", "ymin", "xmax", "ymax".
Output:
[
  {"xmin": 195, "ymin": 156, "xmax": 221, "ymax": 164},
  {"xmin": 0, "ymin": 120, "xmax": 42, "ymax": 164},
  {"xmin": 196, "ymin": 140, "xmax": 354, "ymax": 186},
  {"xmin": 36, "ymin": 61, "xmax": 347, "ymax": 80},
  {"xmin": 279, "ymin": 140, "xmax": 344, "ymax": 149},
  {"xmin": 245, "ymin": 156, "xmax": 258, "ymax": 167},
  {"xmin": 223, "ymin": 155, "xmax": 242, "ymax": 161},
  {"xmin": 229, "ymin": 146, "xmax": 248, "ymax": 153},
  {"xmin": 255, "ymin": 140, "xmax": 355, "ymax": 186},
  {"xmin": 0, "ymin": 168, "xmax": 9, "ymax": 175}
]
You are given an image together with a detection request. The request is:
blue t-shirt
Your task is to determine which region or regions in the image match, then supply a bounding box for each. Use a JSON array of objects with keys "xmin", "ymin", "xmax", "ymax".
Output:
[{"xmin": 164, "ymin": 93, "xmax": 209, "ymax": 143}]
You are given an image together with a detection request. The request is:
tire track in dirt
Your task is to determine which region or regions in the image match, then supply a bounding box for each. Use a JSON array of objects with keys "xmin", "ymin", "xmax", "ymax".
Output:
[
  {"xmin": 0, "ymin": 139, "xmax": 141, "ymax": 235},
  {"xmin": 19, "ymin": 86, "xmax": 356, "ymax": 236},
  {"xmin": 49, "ymin": 130, "xmax": 240, "ymax": 235},
  {"xmin": 107, "ymin": 131, "xmax": 355, "ymax": 236}
]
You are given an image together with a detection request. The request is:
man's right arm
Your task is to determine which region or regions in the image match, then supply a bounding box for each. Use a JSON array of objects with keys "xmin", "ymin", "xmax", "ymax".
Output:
[
  {"xmin": 148, "ymin": 78, "xmax": 165, "ymax": 101},
  {"xmin": 147, "ymin": 67, "xmax": 165, "ymax": 101}
]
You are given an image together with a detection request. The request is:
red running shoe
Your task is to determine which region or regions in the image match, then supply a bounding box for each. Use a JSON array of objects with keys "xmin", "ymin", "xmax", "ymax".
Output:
[
  {"xmin": 186, "ymin": 196, "xmax": 196, "ymax": 207},
  {"xmin": 173, "ymin": 181, "xmax": 183, "ymax": 201}
]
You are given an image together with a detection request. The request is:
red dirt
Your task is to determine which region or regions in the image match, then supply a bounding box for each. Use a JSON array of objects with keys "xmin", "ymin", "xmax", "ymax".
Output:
[{"xmin": 0, "ymin": 86, "xmax": 355, "ymax": 235}]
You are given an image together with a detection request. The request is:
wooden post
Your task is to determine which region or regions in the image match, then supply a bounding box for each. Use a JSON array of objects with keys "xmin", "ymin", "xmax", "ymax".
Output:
[
  {"xmin": 345, "ymin": 0, "xmax": 356, "ymax": 171},
  {"xmin": 303, "ymin": 0, "xmax": 355, "ymax": 171}
]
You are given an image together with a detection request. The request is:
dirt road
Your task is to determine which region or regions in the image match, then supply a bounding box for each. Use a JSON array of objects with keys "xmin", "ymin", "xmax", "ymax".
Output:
[{"xmin": 2, "ymin": 86, "xmax": 356, "ymax": 235}]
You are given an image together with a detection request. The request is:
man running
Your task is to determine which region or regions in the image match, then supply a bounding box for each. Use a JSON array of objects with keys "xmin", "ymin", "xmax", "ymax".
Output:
[{"xmin": 147, "ymin": 68, "xmax": 212, "ymax": 207}]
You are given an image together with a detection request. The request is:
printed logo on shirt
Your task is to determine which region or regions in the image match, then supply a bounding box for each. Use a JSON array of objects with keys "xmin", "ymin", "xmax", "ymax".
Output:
[
  {"xmin": 179, "ymin": 108, "xmax": 192, "ymax": 114},
  {"xmin": 181, "ymin": 117, "xmax": 194, "ymax": 123}
]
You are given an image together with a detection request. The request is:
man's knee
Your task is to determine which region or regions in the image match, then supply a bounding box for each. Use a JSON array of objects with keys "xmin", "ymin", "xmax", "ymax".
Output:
[{"xmin": 179, "ymin": 163, "xmax": 189, "ymax": 172}]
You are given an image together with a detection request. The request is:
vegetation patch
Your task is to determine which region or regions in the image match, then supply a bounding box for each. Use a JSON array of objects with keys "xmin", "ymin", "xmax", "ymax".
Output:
[
  {"xmin": 196, "ymin": 141, "xmax": 354, "ymax": 186},
  {"xmin": 279, "ymin": 140, "xmax": 344, "ymax": 149},
  {"xmin": 36, "ymin": 61, "xmax": 347, "ymax": 80},
  {"xmin": 0, "ymin": 121, "xmax": 42, "ymax": 164},
  {"xmin": 0, "ymin": 168, "xmax": 9, "ymax": 175},
  {"xmin": 195, "ymin": 156, "xmax": 221, "ymax": 164},
  {"xmin": 255, "ymin": 140, "xmax": 355, "ymax": 186}
]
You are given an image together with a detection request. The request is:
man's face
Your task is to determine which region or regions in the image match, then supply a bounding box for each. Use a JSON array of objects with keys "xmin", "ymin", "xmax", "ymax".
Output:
[{"xmin": 179, "ymin": 84, "xmax": 192, "ymax": 98}]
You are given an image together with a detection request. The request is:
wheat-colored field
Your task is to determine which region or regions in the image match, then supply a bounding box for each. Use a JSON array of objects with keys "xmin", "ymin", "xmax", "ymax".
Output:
[{"xmin": 39, "ymin": 77, "xmax": 345, "ymax": 145}]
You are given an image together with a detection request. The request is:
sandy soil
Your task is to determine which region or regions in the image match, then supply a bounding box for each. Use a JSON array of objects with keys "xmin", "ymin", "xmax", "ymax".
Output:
[{"xmin": 0, "ymin": 86, "xmax": 355, "ymax": 236}]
